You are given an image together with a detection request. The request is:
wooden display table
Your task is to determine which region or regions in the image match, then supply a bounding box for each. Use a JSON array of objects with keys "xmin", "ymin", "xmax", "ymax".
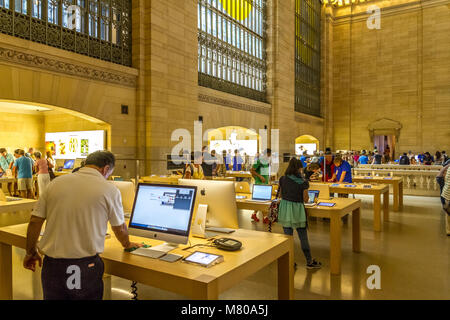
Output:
[
  {"xmin": 0, "ymin": 224, "xmax": 294, "ymax": 300},
  {"xmin": 352, "ymin": 176, "xmax": 403, "ymax": 211},
  {"xmin": 226, "ymin": 171, "xmax": 253, "ymax": 179},
  {"xmin": 0, "ymin": 199, "xmax": 37, "ymax": 214},
  {"xmin": 0, "ymin": 177, "xmax": 15, "ymax": 185},
  {"xmin": 235, "ymin": 196, "xmax": 362, "ymax": 275},
  {"xmin": 312, "ymin": 183, "xmax": 389, "ymax": 232},
  {"xmin": 213, "ymin": 176, "xmax": 236, "ymax": 182},
  {"xmin": 235, "ymin": 193, "xmax": 273, "ymax": 213},
  {"xmin": 54, "ymin": 171, "xmax": 71, "ymax": 177},
  {"xmin": 306, "ymin": 198, "xmax": 361, "ymax": 275},
  {"xmin": 141, "ymin": 175, "xmax": 181, "ymax": 185}
]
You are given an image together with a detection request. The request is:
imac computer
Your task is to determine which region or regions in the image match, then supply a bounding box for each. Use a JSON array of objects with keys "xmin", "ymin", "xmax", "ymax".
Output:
[
  {"xmin": 74, "ymin": 158, "xmax": 84, "ymax": 168},
  {"xmin": 178, "ymin": 179, "xmax": 239, "ymax": 230},
  {"xmin": 111, "ymin": 181, "xmax": 136, "ymax": 217},
  {"xmin": 128, "ymin": 183, "xmax": 197, "ymax": 252},
  {"xmin": 63, "ymin": 159, "xmax": 75, "ymax": 170}
]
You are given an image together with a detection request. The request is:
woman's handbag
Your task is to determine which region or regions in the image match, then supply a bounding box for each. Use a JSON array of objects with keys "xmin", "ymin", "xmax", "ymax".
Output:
[
  {"xmin": 268, "ymin": 185, "xmax": 281, "ymax": 233},
  {"xmin": 47, "ymin": 160, "xmax": 56, "ymax": 180}
]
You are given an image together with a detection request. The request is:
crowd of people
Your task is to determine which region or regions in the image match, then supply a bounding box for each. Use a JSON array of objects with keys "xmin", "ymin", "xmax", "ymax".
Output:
[
  {"xmin": 4, "ymin": 143, "xmax": 447, "ymax": 300},
  {"xmin": 0, "ymin": 147, "xmax": 58, "ymax": 199}
]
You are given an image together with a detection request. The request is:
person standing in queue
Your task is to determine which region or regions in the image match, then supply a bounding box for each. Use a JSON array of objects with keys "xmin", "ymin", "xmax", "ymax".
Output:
[
  {"xmin": 277, "ymin": 158, "xmax": 322, "ymax": 270},
  {"xmin": 201, "ymin": 146, "xmax": 214, "ymax": 180},
  {"xmin": 34, "ymin": 151, "xmax": 51, "ymax": 197},
  {"xmin": 0, "ymin": 148, "xmax": 15, "ymax": 195},
  {"xmin": 250, "ymin": 149, "xmax": 272, "ymax": 223},
  {"xmin": 183, "ymin": 151, "xmax": 205, "ymax": 180},
  {"xmin": 23, "ymin": 151, "xmax": 143, "ymax": 300},
  {"xmin": 13, "ymin": 149, "xmax": 34, "ymax": 199}
]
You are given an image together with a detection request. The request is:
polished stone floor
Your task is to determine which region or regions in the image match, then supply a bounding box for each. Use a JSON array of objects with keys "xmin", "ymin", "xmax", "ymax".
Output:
[{"xmin": 8, "ymin": 195, "xmax": 450, "ymax": 300}]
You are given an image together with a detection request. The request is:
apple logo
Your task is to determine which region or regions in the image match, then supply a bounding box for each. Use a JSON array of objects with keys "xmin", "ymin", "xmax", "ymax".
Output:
[{"xmin": 201, "ymin": 188, "xmax": 206, "ymax": 196}]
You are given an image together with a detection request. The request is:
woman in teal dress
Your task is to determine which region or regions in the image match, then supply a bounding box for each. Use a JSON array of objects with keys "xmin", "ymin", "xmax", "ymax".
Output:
[{"xmin": 278, "ymin": 158, "xmax": 322, "ymax": 269}]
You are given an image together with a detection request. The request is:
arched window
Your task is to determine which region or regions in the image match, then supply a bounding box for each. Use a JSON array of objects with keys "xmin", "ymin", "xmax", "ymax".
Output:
[
  {"xmin": 295, "ymin": 0, "xmax": 321, "ymax": 117},
  {"xmin": 0, "ymin": 0, "xmax": 131, "ymax": 66},
  {"xmin": 198, "ymin": 0, "xmax": 267, "ymax": 102}
]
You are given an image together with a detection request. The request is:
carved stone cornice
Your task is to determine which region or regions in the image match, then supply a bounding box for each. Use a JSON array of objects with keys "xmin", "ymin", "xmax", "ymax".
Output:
[
  {"xmin": 198, "ymin": 93, "xmax": 271, "ymax": 115},
  {"xmin": 0, "ymin": 47, "xmax": 137, "ymax": 88}
]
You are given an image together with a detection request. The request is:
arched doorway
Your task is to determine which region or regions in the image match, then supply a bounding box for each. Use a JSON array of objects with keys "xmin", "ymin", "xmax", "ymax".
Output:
[
  {"xmin": 295, "ymin": 135, "xmax": 319, "ymax": 155},
  {"xmin": 0, "ymin": 100, "xmax": 111, "ymax": 164},
  {"xmin": 207, "ymin": 126, "xmax": 260, "ymax": 156}
]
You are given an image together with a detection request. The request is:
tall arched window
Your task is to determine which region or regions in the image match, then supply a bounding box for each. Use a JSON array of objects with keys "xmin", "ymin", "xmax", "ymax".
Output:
[
  {"xmin": 198, "ymin": 0, "xmax": 267, "ymax": 102},
  {"xmin": 0, "ymin": 0, "xmax": 131, "ymax": 66},
  {"xmin": 295, "ymin": 0, "xmax": 321, "ymax": 117}
]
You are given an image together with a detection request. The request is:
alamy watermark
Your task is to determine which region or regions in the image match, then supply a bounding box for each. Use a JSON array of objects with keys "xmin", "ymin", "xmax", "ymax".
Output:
[
  {"xmin": 170, "ymin": 121, "xmax": 280, "ymax": 173},
  {"xmin": 366, "ymin": 265, "xmax": 381, "ymax": 290}
]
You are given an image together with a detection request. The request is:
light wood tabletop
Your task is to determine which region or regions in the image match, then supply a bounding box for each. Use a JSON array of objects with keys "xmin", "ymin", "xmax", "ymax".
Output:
[
  {"xmin": 141, "ymin": 175, "xmax": 181, "ymax": 185},
  {"xmin": 311, "ymin": 183, "xmax": 390, "ymax": 232},
  {"xmin": 235, "ymin": 195, "xmax": 362, "ymax": 275},
  {"xmin": 226, "ymin": 171, "xmax": 253, "ymax": 179},
  {"xmin": 0, "ymin": 199, "xmax": 37, "ymax": 214},
  {"xmin": 0, "ymin": 223, "xmax": 294, "ymax": 300},
  {"xmin": 0, "ymin": 177, "xmax": 15, "ymax": 184},
  {"xmin": 235, "ymin": 193, "xmax": 273, "ymax": 213},
  {"xmin": 306, "ymin": 198, "xmax": 362, "ymax": 275},
  {"xmin": 352, "ymin": 176, "xmax": 403, "ymax": 211}
]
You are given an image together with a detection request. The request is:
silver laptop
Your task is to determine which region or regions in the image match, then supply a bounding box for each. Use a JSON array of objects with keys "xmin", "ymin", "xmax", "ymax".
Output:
[{"xmin": 246, "ymin": 185, "xmax": 273, "ymax": 202}]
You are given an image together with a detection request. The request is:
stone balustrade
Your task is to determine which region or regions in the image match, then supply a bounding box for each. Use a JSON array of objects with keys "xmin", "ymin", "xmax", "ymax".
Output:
[{"xmin": 353, "ymin": 168, "xmax": 441, "ymax": 197}]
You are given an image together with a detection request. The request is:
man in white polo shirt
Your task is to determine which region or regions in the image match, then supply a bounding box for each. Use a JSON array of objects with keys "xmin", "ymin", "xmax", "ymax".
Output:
[{"xmin": 23, "ymin": 151, "xmax": 142, "ymax": 300}]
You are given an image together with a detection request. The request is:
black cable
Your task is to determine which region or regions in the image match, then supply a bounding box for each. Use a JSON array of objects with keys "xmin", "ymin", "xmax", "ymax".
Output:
[{"xmin": 131, "ymin": 281, "xmax": 138, "ymax": 300}]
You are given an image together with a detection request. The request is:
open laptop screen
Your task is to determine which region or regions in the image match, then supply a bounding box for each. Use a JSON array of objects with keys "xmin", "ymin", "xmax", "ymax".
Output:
[{"xmin": 252, "ymin": 185, "xmax": 273, "ymax": 201}]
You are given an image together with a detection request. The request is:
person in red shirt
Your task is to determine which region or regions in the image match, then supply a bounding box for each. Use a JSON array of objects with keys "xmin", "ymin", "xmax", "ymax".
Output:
[{"xmin": 321, "ymin": 151, "xmax": 335, "ymax": 182}]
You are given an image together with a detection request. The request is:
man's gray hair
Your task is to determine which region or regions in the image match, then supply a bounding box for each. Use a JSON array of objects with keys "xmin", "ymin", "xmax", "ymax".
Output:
[{"xmin": 85, "ymin": 151, "xmax": 116, "ymax": 169}]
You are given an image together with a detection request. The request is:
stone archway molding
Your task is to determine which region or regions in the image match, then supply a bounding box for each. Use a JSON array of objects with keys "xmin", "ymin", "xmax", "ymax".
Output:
[{"xmin": 368, "ymin": 118, "xmax": 402, "ymax": 142}]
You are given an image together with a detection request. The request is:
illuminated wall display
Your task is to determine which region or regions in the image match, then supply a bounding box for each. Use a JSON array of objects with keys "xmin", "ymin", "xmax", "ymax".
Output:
[{"xmin": 45, "ymin": 130, "xmax": 106, "ymax": 159}]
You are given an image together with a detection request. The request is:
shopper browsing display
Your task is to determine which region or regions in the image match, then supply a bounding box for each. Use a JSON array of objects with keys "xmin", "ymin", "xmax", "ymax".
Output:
[
  {"xmin": 329, "ymin": 156, "xmax": 353, "ymax": 184},
  {"xmin": 33, "ymin": 151, "xmax": 50, "ymax": 196},
  {"xmin": 250, "ymin": 149, "xmax": 272, "ymax": 223},
  {"xmin": 183, "ymin": 152, "xmax": 205, "ymax": 180},
  {"xmin": 13, "ymin": 149, "xmax": 34, "ymax": 199},
  {"xmin": 23, "ymin": 151, "xmax": 143, "ymax": 300},
  {"xmin": 277, "ymin": 158, "xmax": 321, "ymax": 270},
  {"xmin": 0, "ymin": 148, "xmax": 15, "ymax": 195}
]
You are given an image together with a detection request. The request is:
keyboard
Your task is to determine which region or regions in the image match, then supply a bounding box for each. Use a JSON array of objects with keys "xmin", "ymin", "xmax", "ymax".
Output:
[
  {"xmin": 205, "ymin": 227, "xmax": 236, "ymax": 234},
  {"xmin": 131, "ymin": 248, "xmax": 166, "ymax": 259},
  {"xmin": 6, "ymin": 197, "xmax": 23, "ymax": 202}
]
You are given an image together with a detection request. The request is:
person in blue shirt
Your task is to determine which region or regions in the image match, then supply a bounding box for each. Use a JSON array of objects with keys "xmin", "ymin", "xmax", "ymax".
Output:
[
  {"xmin": 300, "ymin": 152, "xmax": 308, "ymax": 169},
  {"xmin": 12, "ymin": 149, "xmax": 34, "ymax": 199},
  {"xmin": 232, "ymin": 149, "xmax": 243, "ymax": 171},
  {"xmin": 417, "ymin": 152, "xmax": 425, "ymax": 164},
  {"xmin": 0, "ymin": 148, "xmax": 15, "ymax": 195},
  {"xmin": 358, "ymin": 152, "xmax": 369, "ymax": 165},
  {"xmin": 329, "ymin": 156, "xmax": 353, "ymax": 184}
]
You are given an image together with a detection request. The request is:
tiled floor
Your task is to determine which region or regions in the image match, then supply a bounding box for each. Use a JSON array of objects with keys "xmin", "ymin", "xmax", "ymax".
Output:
[{"xmin": 9, "ymin": 195, "xmax": 450, "ymax": 300}]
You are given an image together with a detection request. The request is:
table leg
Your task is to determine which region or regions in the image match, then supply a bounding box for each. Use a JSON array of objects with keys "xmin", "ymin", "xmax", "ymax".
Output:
[
  {"xmin": 374, "ymin": 194, "xmax": 382, "ymax": 232},
  {"xmin": 191, "ymin": 279, "xmax": 219, "ymax": 300},
  {"xmin": 0, "ymin": 243, "xmax": 13, "ymax": 300},
  {"xmin": 330, "ymin": 216, "xmax": 342, "ymax": 275},
  {"xmin": 393, "ymin": 182, "xmax": 400, "ymax": 212},
  {"xmin": 383, "ymin": 191, "xmax": 390, "ymax": 222},
  {"xmin": 352, "ymin": 208, "xmax": 361, "ymax": 253},
  {"xmin": 278, "ymin": 244, "xmax": 294, "ymax": 300},
  {"xmin": 399, "ymin": 182, "xmax": 404, "ymax": 210}
]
